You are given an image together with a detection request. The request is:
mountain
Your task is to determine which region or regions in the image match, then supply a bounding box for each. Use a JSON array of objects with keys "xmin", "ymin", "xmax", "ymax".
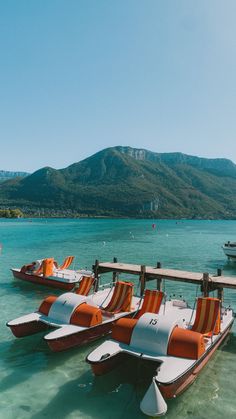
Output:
[
  {"xmin": 0, "ymin": 146, "xmax": 236, "ymax": 218},
  {"xmin": 0, "ymin": 170, "xmax": 29, "ymax": 182}
]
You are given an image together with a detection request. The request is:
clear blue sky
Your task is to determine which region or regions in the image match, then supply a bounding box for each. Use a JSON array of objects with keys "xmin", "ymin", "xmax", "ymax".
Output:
[{"xmin": 1, "ymin": 0, "xmax": 236, "ymax": 172}]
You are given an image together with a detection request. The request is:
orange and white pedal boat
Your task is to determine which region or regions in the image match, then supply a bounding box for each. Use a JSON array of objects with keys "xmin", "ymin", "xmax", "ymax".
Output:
[
  {"xmin": 87, "ymin": 295, "xmax": 234, "ymax": 416},
  {"xmin": 7, "ymin": 280, "xmax": 151, "ymax": 352},
  {"xmin": 11, "ymin": 256, "xmax": 92, "ymax": 291}
]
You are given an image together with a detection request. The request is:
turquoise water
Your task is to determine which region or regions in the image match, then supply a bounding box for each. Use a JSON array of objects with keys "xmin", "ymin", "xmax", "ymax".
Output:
[{"xmin": 0, "ymin": 218, "xmax": 236, "ymax": 418}]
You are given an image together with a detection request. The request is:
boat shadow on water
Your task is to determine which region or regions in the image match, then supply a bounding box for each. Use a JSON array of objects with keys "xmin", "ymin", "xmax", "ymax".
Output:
[
  {"xmin": 27, "ymin": 349, "xmax": 234, "ymax": 419},
  {"xmin": 1, "ymin": 333, "xmax": 236, "ymax": 419},
  {"xmin": 29, "ymin": 357, "xmax": 162, "ymax": 419},
  {"xmin": 0, "ymin": 334, "xmax": 100, "ymax": 394}
]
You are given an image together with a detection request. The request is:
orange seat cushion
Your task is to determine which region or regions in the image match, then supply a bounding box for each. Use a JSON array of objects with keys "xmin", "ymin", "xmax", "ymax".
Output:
[
  {"xmin": 38, "ymin": 296, "xmax": 57, "ymax": 315},
  {"xmin": 168, "ymin": 327, "xmax": 205, "ymax": 360},
  {"xmin": 111, "ymin": 317, "xmax": 138, "ymax": 345},
  {"xmin": 70, "ymin": 303, "xmax": 102, "ymax": 327}
]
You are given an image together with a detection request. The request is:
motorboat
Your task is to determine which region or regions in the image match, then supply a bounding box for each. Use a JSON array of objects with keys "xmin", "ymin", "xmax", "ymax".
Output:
[
  {"xmin": 222, "ymin": 241, "xmax": 236, "ymax": 260},
  {"xmin": 87, "ymin": 295, "xmax": 234, "ymax": 417},
  {"xmin": 11, "ymin": 256, "xmax": 92, "ymax": 290},
  {"xmin": 7, "ymin": 281, "xmax": 159, "ymax": 352}
]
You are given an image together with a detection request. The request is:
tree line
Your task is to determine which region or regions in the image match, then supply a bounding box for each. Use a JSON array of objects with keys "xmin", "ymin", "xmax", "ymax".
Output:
[{"xmin": 0, "ymin": 209, "xmax": 24, "ymax": 218}]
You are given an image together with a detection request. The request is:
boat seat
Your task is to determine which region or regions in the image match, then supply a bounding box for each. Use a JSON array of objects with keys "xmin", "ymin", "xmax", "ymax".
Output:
[
  {"xmin": 70, "ymin": 303, "xmax": 102, "ymax": 327},
  {"xmin": 191, "ymin": 297, "xmax": 221, "ymax": 336},
  {"xmin": 57, "ymin": 256, "xmax": 74, "ymax": 270},
  {"xmin": 75, "ymin": 276, "xmax": 95, "ymax": 296},
  {"xmin": 39, "ymin": 296, "xmax": 58, "ymax": 315},
  {"xmin": 167, "ymin": 327, "xmax": 205, "ymax": 359},
  {"xmin": 42, "ymin": 258, "xmax": 54, "ymax": 277},
  {"xmin": 111, "ymin": 317, "xmax": 137, "ymax": 344},
  {"xmin": 101, "ymin": 281, "xmax": 134, "ymax": 315},
  {"xmin": 135, "ymin": 289, "xmax": 164, "ymax": 319},
  {"xmin": 166, "ymin": 296, "xmax": 221, "ymax": 360}
]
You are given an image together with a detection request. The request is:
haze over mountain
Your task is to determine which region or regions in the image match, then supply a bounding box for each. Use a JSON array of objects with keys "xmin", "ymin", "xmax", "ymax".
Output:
[
  {"xmin": 0, "ymin": 170, "xmax": 29, "ymax": 183},
  {"xmin": 0, "ymin": 146, "xmax": 236, "ymax": 218}
]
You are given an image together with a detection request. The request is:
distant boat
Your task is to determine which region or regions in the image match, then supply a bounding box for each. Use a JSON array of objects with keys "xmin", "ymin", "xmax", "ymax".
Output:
[
  {"xmin": 11, "ymin": 256, "xmax": 92, "ymax": 291},
  {"xmin": 222, "ymin": 241, "xmax": 236, "ymax": 260}
]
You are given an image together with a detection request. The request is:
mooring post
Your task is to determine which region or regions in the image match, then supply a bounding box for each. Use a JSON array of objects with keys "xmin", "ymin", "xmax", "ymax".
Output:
[
  {"xmin": 140, "ymin": 265, "xmax": 146, "ymax": 296},
  {"xmin": 202, "ymin": 272, "xmax": 209, "ymax": 297},
  {"xmin": 112, "ymin": 257, "xmax": 118, "ymax": 285},
  {"xmin": 217, "ymin": 268, "xmax": 224, "ymax": 303},
  {"xmin": 156, "ymin": 261, "xmax": 162, "ymax": 291},
  {"xmin": 93, "ymin": 259, "xmax": 99, "ymax": 292}
]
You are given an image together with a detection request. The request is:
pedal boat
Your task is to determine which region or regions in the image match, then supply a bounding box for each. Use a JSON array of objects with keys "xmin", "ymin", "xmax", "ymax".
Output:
[
  {"xmin": 11, "ymin": 256, "xmax": 92, "ymax": 291},
  {"xmin": 7, "ymin": 280, "xmax": 145, "ymax": 352},
  {"xmin": 87, "ymin": 296, "xmax": 234, "ymax": 417}
]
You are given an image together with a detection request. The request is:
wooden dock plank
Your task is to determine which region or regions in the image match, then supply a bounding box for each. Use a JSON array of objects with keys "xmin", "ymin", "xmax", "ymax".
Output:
[
  {"xmin": 211, "ymin": 275, "xmax": 236, "ymax": 289},
  {"xmin": 96, "ymin": 262, "xmax": 236, "ymax": 290},
  {"xmin": 97, "ymin": 262, "xmax": 142, "ymax": 275}
]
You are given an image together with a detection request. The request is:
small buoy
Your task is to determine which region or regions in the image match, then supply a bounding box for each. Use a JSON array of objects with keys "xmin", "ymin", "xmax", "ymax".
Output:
[{"xmin": 140, "ymin": 378, "xmax": 167, "ymax": 417}]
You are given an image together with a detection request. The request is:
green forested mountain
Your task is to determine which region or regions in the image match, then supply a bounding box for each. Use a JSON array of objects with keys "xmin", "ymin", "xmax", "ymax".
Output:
[{"xmin": 0, "ymin": 146, "xmax": 236, "ymax": 218}]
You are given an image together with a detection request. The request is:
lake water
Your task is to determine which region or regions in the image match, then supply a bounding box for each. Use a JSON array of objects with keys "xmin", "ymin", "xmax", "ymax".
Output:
[{"xmin": 0, "ymin": 218, "xmax": 236, "ymax": 419}]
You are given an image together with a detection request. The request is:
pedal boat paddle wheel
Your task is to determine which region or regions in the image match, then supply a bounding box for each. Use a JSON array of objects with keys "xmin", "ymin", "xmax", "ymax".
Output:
[
  {"xmin": 7, "ymin": 280, "xmax": 149, "ymax": 352},
  {"xmin": 87, "ymin": 296, "xmax": 234, "ymax": 417},
  {"xmin": 11, "ymin": 256, "xmax": 92, "ymax": 291}
]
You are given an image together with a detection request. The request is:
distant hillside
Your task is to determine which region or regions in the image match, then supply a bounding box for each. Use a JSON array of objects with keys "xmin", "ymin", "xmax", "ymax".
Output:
[
  {"xmin": 0, "ymin": 170, "xmax": 29, "ymax": 182},
  {"xmin": 0, "ymin": 146, "xmax": 236, "ymax": 218}
]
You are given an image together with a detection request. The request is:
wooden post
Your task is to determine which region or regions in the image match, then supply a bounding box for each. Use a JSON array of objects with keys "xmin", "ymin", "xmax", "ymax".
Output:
[
  {"xmin": 140, "ymin": 265, "xmax": 146, "ymax": 296},
  {"xmin": 217, "ymin": 268, "xmax": 224, "ymax": 303},
  {"xmin": 93, "ymin": 259, "xmax": 99, "ymax": 292},
  {"xmin": 202, "ymin": 272, "xmax": 209, "ymax": 297},
  {"xmin": 156, "ymin": 262, "xmax": 162, "ymax": 291},
  {"xmin": 112, "ymin": 257, "xmax": 118, "ymax": 285}
]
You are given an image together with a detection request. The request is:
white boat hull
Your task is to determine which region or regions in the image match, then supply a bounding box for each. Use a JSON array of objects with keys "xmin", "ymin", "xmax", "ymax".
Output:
[{"xmin": 222, "ymin": 242, "xmax": 236, "ymax": 259}]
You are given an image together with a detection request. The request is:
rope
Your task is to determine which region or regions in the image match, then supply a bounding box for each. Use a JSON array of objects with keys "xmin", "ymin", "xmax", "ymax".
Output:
[
  {"xmin": 163, "ymin": 279, "xmax": 166, "ymax": 315},
  {"xmin": 135, "ymin": 277, "xmax": 141, "ymax": 296},
  {"xmin": 131, "ymin": 295, "xmax": 143, "ymax": 318},
  {"xmin": 99, "ymin": 283, "xmax": 115, "ymax": 308},
  {"xmin": 188, "ymin": 284, "xmax": 199, "ymax": 326}
]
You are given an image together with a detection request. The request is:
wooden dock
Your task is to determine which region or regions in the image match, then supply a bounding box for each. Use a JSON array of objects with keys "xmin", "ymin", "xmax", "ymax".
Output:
[{"xmin": 93, "ymin": 260, "xmax": 236, "ymax": 299}]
